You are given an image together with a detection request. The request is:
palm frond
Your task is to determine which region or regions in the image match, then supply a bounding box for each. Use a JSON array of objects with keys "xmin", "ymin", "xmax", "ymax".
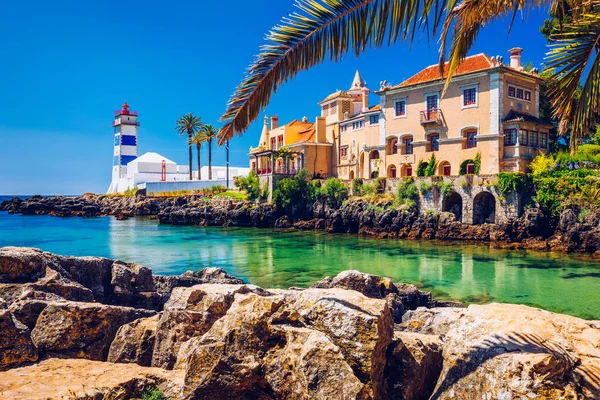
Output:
[
  {"xmin": 202, "ymin": 124, "xmax": 219, "ymax": 142},
  {"xmin": 546, "ymin": 11, "xmax": 600, "ymax": 152},
  {"xmin": 176, "ymin": 113, "xmax": 203, "ymax": 136},
  {"xmin": 218, "ymin": 0, "xmax": 451, "ymax": 145}
]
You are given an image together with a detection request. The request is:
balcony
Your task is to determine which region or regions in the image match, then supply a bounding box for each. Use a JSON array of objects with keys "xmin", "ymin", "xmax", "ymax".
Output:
[
  {"xmin": 114, "ymin": 110, "xmax": 139, "ymax": 117},
  {"xmin": 420, "ymin": 109, "xmax": 442, "ymax": 125}
]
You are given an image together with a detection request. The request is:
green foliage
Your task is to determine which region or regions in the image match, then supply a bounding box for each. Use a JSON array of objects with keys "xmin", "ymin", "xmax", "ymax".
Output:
[
  {"xmin": 374, "ymin": 177, "xmax": 386, "ymax": 193},
  {"xmin": 459, "ymin": 153, "xmax": 481, "ymax": 175},
  {"xmin": 234, "ymin": 171, "xmax": 261, "ymax": 201},
  {"xmin": 142, "ymin": 388, "xmax": 167, "ymax": 400},
  {"xmin": 320, "ymin": 178, "xmax": 348, "ymax": 207},
  {"xmin": 272, "ymin": 168, "xmax": 313, "ymax": 212},
  {"xmin": 497, "ymin": 173, "xmax": 528, "ymax": 194},
  {"xmin": 416, "ymin": 160, "xmax": 426, "ymax": 177},
  {"xmin": 123, "ymin": 188, "xmax": 138, "ymax": 198},
  {"xmin": 352, "ymin": 177, "xmax": 363, "ymax": 195},
  {"xmin": 215, "ymin": 190, "xmax": 249, "ymax": 200},
  {"xmin": 419, "ymin": 181, "xmax": 432, "ymax": 193},
  {"xmin": 360, "ymin": 183, "xmax": 378, "ymax": 196},
  {"xmin": 395, "ymin": 177, "xmax": 419, "ymax": 210},
  {"xmin": 530, "ymin": 153, "xmax": 556, "ymax": 176},
  {"xmin": 473, "ymin": 152, "xmax": 481, "ymax": 174},
  {"xmin": 424, "ymin": 153, "xmax": 438, "ymax": 177},
  {"xmin": 532, "ymin": 169, "xmax": 600, "ymax": 215},
  {"xmin": 438, "ymin": 180, "xmax": 454, "ymax": 197},
  {"xmin": 260, "ymin": 184, "xmax": 270, "ymax": 202}
]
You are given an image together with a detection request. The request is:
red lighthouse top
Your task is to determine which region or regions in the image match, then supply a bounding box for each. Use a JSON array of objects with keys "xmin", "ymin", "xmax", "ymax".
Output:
[{"xmin": 121, "ymin": 102, "xmax": 130, "ymax": 115}]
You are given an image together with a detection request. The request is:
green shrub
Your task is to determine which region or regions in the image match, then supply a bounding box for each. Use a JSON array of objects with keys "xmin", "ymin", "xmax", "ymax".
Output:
[
  {"xmin": 360, "ymin": 183, "xmax": 378, "ymax": 196},
  {"xmin": 375, "ymin": 177, "xmax": 386, "ymax": 193},
  {"xmin": 416, "ymin": 160, "xmax": 426, "ymax": 177},
  {"xmin": 352, "ymin": 178, "xmax": 363, "ymax": 195},
  {"xmin": 210, "ymin": 185, "xmax": 227, "ymax": 193},
  {"xmin": 498, "ymin": 172, "xmax": 528, "ymax": 194},
  {"xmin": 320, "ymin": 178, "xmax": 348, "ymax": 207},
  {"xmin": 142, "ymin": 388, "xmax": 167, "ymax": 400},
  {"xmin": 123, "ymin": 188, "xmax": 138, "ymax": 198},
  {"xmin": 424, "ymin": 153, "xmax": 438, "ymax": 177},
  {"xmin": 271, "ymin": 168, "xmax": 314, "ymax": 211},
  {"xmin": 234, "ymin": 171, "xmax": 260, "ymax": 201},
  {"xmin": 438, "ymin": 180, "xmax": 454, "ymax": 197},
  {"xmin": 530, "ymin": 153, "xmax": 555, "ymax": 176},
  {"xmin": 473, "ymin": 152, "xmax": 481, "ymax": 174},
  {"xmin": 419, "ymin": 181, "xmax": 432, "ymax": 193},
  {"xmin": 395, "ymin": 177, "xmax": 419, "ymax": 210}
]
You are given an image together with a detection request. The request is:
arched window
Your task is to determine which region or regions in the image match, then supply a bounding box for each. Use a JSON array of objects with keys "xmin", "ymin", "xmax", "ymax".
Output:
[
  {"xmin": 464, "ymin": 129, "xmax": 477, "ymax": 149},
  {"xmin": 388, "ymin": 165, "xmax": 397, "ymax": 178}
]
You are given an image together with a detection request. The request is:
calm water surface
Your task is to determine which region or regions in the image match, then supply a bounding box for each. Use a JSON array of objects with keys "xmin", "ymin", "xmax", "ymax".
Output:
[{"xmin": 0, "ymin": 208, "xmax": 599, "ymax": 319}]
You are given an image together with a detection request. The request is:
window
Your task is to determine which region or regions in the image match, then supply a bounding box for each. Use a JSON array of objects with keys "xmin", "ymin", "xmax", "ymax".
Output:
[
  {"xmin": 404, "ymin": 138, "xmax": 413, "ymax": 154},
  {"xmin": 465, "ymin": 130, "xmax": 477, "ymax": 148},
  {"xmin": 339, "ymin": 146, "xmax": 348, "ymax": 159},
  {"xmin": 369, "ymin": 115, "xmax": 379, "ymax": 125},
  {"xmin": 540, "ymin": 132, "xmax": 548, "ymax": 148},
  {"xmin": 394, "ymin": 100, "xmax": 406, "ymax": 117},
  {"xmin": 529, "ymin": 131, "xmax": 539, "ymax": 147},
  {"xmin": 463, "ymin": 87, "xmax": 477, "ymax": 107},
  {"xmin": 340, "ymin": 125, "xmax": 348, "ymax": 133},
  {"xmin": 467, "ymin": 163, "xmax": 475, "ymax": 174},
  {"xmin": 516, "ymin": 88, "xmax": 524, "ymax": 99},
  {"xmin": 270, "ymin": 138, "xmax": 276, "ymax": 149},
  {"xmin": 504, "ymin": 129, "xmax": 517, "ymax": 146},
  {"xmin": 405, "ymin": 167, "xmax": 413, "ymax": 177},
  {"xmin": 277, "ymin": 135, "xmax": 284, "ymax": 149},
  {"xmin": 519, "ymin": 129, "xmax": 529, "ymax": 146},
  {"xmin": 508, "ymin": 86, "xmax": 516, "ymax": 97},
  {"xmin": 426, "ymin": 94, "xmax": 439, "ymax": 111},
  {"xmin": 352, "ymin": 120, "xmax": 364, "ymax": 130},
  {"xmin": 429, "ymin": 134, "xmax": 439, "ymax": 151},
  {"xmin": 443, "ymin": 164, "xmax": 451, "ymax": 176},
  {"xmin": 524, "ymin": 91, "xmax": 531, "ymax": 101}
]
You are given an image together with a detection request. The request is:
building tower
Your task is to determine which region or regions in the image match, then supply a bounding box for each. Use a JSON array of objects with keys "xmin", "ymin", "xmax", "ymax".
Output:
[{"xmin": 107, "ymin": 102, "xmax": 139, "ymax": 194}]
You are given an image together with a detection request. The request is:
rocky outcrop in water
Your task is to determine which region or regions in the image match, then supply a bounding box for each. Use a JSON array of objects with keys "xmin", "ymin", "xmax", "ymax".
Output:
[
  {"xmin": 0, "ymin": 247, "xmax": 599, "ymax": 399},
  {"xmin": 3, "ymin": 195, "xmax": 599, "ymax": 255}
]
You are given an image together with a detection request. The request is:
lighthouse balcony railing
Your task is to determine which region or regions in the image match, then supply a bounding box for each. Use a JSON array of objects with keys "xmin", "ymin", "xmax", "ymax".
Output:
[{"xmin": 114, "ymin": 110, "xmax": 139, "ymax": 117}]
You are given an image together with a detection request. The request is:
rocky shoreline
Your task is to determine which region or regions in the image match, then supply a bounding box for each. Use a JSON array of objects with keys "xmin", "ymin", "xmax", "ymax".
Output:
[
  {"xmin": 0, "ymin": 247, "xmax": 598, "ymax": 399},
  {"xmin": 2, "ymin": 194, "xmax": 600, "ymax": 257}
]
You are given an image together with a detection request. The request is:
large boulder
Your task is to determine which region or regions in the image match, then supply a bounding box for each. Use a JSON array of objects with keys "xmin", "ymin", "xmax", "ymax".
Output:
[
  {"xmin": 0, "ymin": 309, "xmax": 38, "ymax": 371},
  {"xmin": 153, "ymin": 268, "xmax": 245, "ymax": 294},
  {"xmin": 0, "ymin": 247, "xmax": 49, "ymax": 283},
  {"xmin": 107, "ymin": 314, "xmax": 160, "ymax": 367},
  {"xmin": 152, "ymin": 284, "xmax": 268, "ymax": 369},
  {"xmin": 110, "ymin": 261, "xmax": 162, "ymax": 309},
  {"xmin": 384, "ymin": 331, "xmax": 444, "ymax": 400},
  {"xmin": 177, "ymin": 288, "xmax": 394, "ymax": 399},
  {"xmin": 423, "ymin": 304, "xmax": 600, "ymax": 399},
  {"xmin": 31, "ymin": 302, "xmax": 155, "ymax": 361},
  {"xmin": 0, "ymin": 358, "xmax": 184, "ymax": 400}
]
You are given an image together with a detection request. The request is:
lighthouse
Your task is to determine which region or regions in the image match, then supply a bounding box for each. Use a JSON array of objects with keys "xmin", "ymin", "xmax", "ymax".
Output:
[{"xmin": 107, "ymin": 102, "xmax": 139, "ymax": 193}]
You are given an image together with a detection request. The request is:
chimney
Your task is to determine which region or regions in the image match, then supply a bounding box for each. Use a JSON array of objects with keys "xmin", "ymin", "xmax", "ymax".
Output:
[
  {"xmin": 508, "ymin": 48, "xmax": 523, "ymax": 71},
  {"xmin": 271, "ymin": 116, "xmax": 279, "ymax": 130},
  {"xmin": 316, "ymin": 117, "xmax": 326, "ymax": 143},
  {"xmin": 362, "ymin": 88, "xmax": 370, "ymax": 113}
]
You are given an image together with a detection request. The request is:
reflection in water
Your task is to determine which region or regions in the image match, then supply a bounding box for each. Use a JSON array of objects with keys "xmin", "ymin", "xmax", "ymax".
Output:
[{"xmin": 1, "ymin": 213, "xmax": 599, "ymax": 319}]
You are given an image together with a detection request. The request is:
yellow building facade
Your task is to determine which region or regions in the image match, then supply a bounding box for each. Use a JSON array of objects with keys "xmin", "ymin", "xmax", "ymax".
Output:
[{"xmin": 250, "ymin": 47, "xmax": 551, "ymax": 180}]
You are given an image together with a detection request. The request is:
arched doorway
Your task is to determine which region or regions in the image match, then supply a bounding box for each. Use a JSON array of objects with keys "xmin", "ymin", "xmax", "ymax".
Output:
[
  {"xmin": 387, "ymin": 164, "xmax": 397, "ymax": 178},
  {"xmin": 349, "ymin": 170, "xmax": 355, "ymax": 180},
  {"xmin": 369, "ymin": 150, "xmax": 380, "ymax": 178},
  {"xmin": 401, "ymin": 164, "xmax": 413, "ymax": 177},
  {"xmin": 443, "ymin": 191, "xmax": 463, "ymax": 222},
  {"xmin": 473, "ymin": 192, "xmax": 496, "ymax": 225}
]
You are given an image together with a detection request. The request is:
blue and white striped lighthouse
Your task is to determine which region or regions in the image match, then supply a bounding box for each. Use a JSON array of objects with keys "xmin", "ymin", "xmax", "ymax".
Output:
[{"xmin": 107, "ymin": 102, "xmax": 139, "ymax": 193}]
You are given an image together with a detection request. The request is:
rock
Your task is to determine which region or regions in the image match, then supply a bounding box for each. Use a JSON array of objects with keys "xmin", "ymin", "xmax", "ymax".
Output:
[
  {"xmin": 178, "ymin": 288, "xmax": 394, "ymax": 399},
  {"xmin": 31, "ymin": 302, "xmax": 155, "ymax": 361},
  {"xmin": 0, "ymin": 309, "xmax": 38, "ymax": 371},
  {"xmin": 428, "ymin": 304, "xmax": 600, "ymax": 399},
  {"xmin": 152, "ymin": 284, "xmax": 269, "ymax": 369},
  {"xmin": 0, "ymin": 358, "xmax": 184, "ymax": 400},
  {"xmin": 8, "ymin": 299, "xmax": 51, "ymax": 330},
  {"xmin": 153, "ymin": 267, "xmax": 245, "ymax": 294},
  {"xmin": 384, "ymin": 331, "xmax": 443, "ymax": 400},
  {"xmin": 110, "ymin": 261, "xmax": 162, "ymax": 309},
  {"xmin": 107, "ymin": 314, "xmax": 160, "ymax": 367},
  {"xmin": 192, "ymin": 267, "xmax": 245, "ymax": 285},
  {"xmin": 399, "ymin": 307, "xmax": 465, "ymax": 336},
  {"xmin": 0, "ymin": 247, "xmax": 48, "ymax": 283}
]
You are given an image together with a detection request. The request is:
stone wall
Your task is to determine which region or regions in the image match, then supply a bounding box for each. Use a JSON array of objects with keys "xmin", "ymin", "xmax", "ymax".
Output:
[{"xmin": 345, "ymin": 175, "xmax": 521, "ymax": 224}]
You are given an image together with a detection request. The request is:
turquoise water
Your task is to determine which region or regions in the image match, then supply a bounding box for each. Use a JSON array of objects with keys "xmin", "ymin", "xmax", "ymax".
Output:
[{"xmin": 0, "ymin": 210, "xmax": 599, "ymax": 319}]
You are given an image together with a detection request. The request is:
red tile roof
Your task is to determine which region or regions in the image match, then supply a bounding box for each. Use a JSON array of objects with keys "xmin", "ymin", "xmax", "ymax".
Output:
[
  {"xmin": 368, "ymin": 105, "xmax": 381, "ymax": 111},
  {"xmin": 394, "ymin": 54, "xmax": 494, "ymax": 88}
]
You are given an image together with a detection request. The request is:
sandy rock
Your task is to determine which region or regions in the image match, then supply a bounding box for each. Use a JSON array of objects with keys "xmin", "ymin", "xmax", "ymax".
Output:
[
  {"xmin": 0, "ymin": 358, "xmax": 184, "ymax": 400},
  {"xmin": 31, "ymin": 302, "xmax": 155, "ymax": 361},
  {"xmin": 384, "ymin": 331, "xmax": 444, "ymax": 400},
  {"xmin": 429, "ymin": 303, "xmax": 600, "ymax": 399},
  {"xmin": 153, "ymin": 268, "xmax": 244, "ymax": 294},
  {"xmin": 9, "ymin": 299, "xmax": 52, "ymax": 330},
  {"xmin": 399, "ymin": 306, "xmax": 465, "ymax": 336},
  {"xmin": 0, "ymin": 309, "xmax": 38, "ymax": 371},
  {"xmin": 107, "ymin": 314, "xmax": 160, "ymax": 367},
  {"xmin": 0, "ymin": 247, "xmax": 49, "ymax": 283},
  {"xmin": 153, "ymin": 284, "xmax": 268, "ymax": 369}
]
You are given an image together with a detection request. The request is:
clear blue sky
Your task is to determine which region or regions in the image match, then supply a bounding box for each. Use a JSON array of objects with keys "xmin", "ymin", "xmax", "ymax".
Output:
[{"xmin": 0, "ymin": 1, "xmax": 551, "ymax": 195}]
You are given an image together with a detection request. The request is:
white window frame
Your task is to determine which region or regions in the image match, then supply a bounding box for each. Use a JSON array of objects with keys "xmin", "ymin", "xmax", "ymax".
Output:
[
  {"xmin": 507, "ymin": 83, "xmax": 532, "ymax": 103},
  {"xmin": 461, "ymin": 84, "xmax": 479, "ymax": 109},
  {"xmin": 393, "ymin": 97, "xmax": 407, "ymax": 119},
  {"xmin": 369, "ymin": 114, "xmax": 380, "ymax": 125}
]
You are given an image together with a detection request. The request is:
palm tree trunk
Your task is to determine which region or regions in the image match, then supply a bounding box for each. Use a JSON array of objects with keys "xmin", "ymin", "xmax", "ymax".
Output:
[
  {"xmin": 187, "ymin": 129, "xmax": 193, "ymax": 180},
  {"xmin": 208, "ymin": 139, "xmax": 213, "ymax": 180},
  {"xmin": 197, "ymin": 143, "xmax": 202, "ymax": 180}
]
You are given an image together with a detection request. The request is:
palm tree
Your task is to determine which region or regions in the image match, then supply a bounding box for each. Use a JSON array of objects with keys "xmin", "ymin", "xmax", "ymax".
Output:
[
  {"xmin": 189, "ymin": 131, "xmax": 206, "ymax": 180},
  {"xmin": 218, "ymin": 0, "xmax": 600, "ymax": 154},
  {"xmin": 201, "ymin": 124, "xmax": 219, "ymax": 180},
  {"xmin": 176, "ymin": 113, "xmax": 203, "ymax": 180}
]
